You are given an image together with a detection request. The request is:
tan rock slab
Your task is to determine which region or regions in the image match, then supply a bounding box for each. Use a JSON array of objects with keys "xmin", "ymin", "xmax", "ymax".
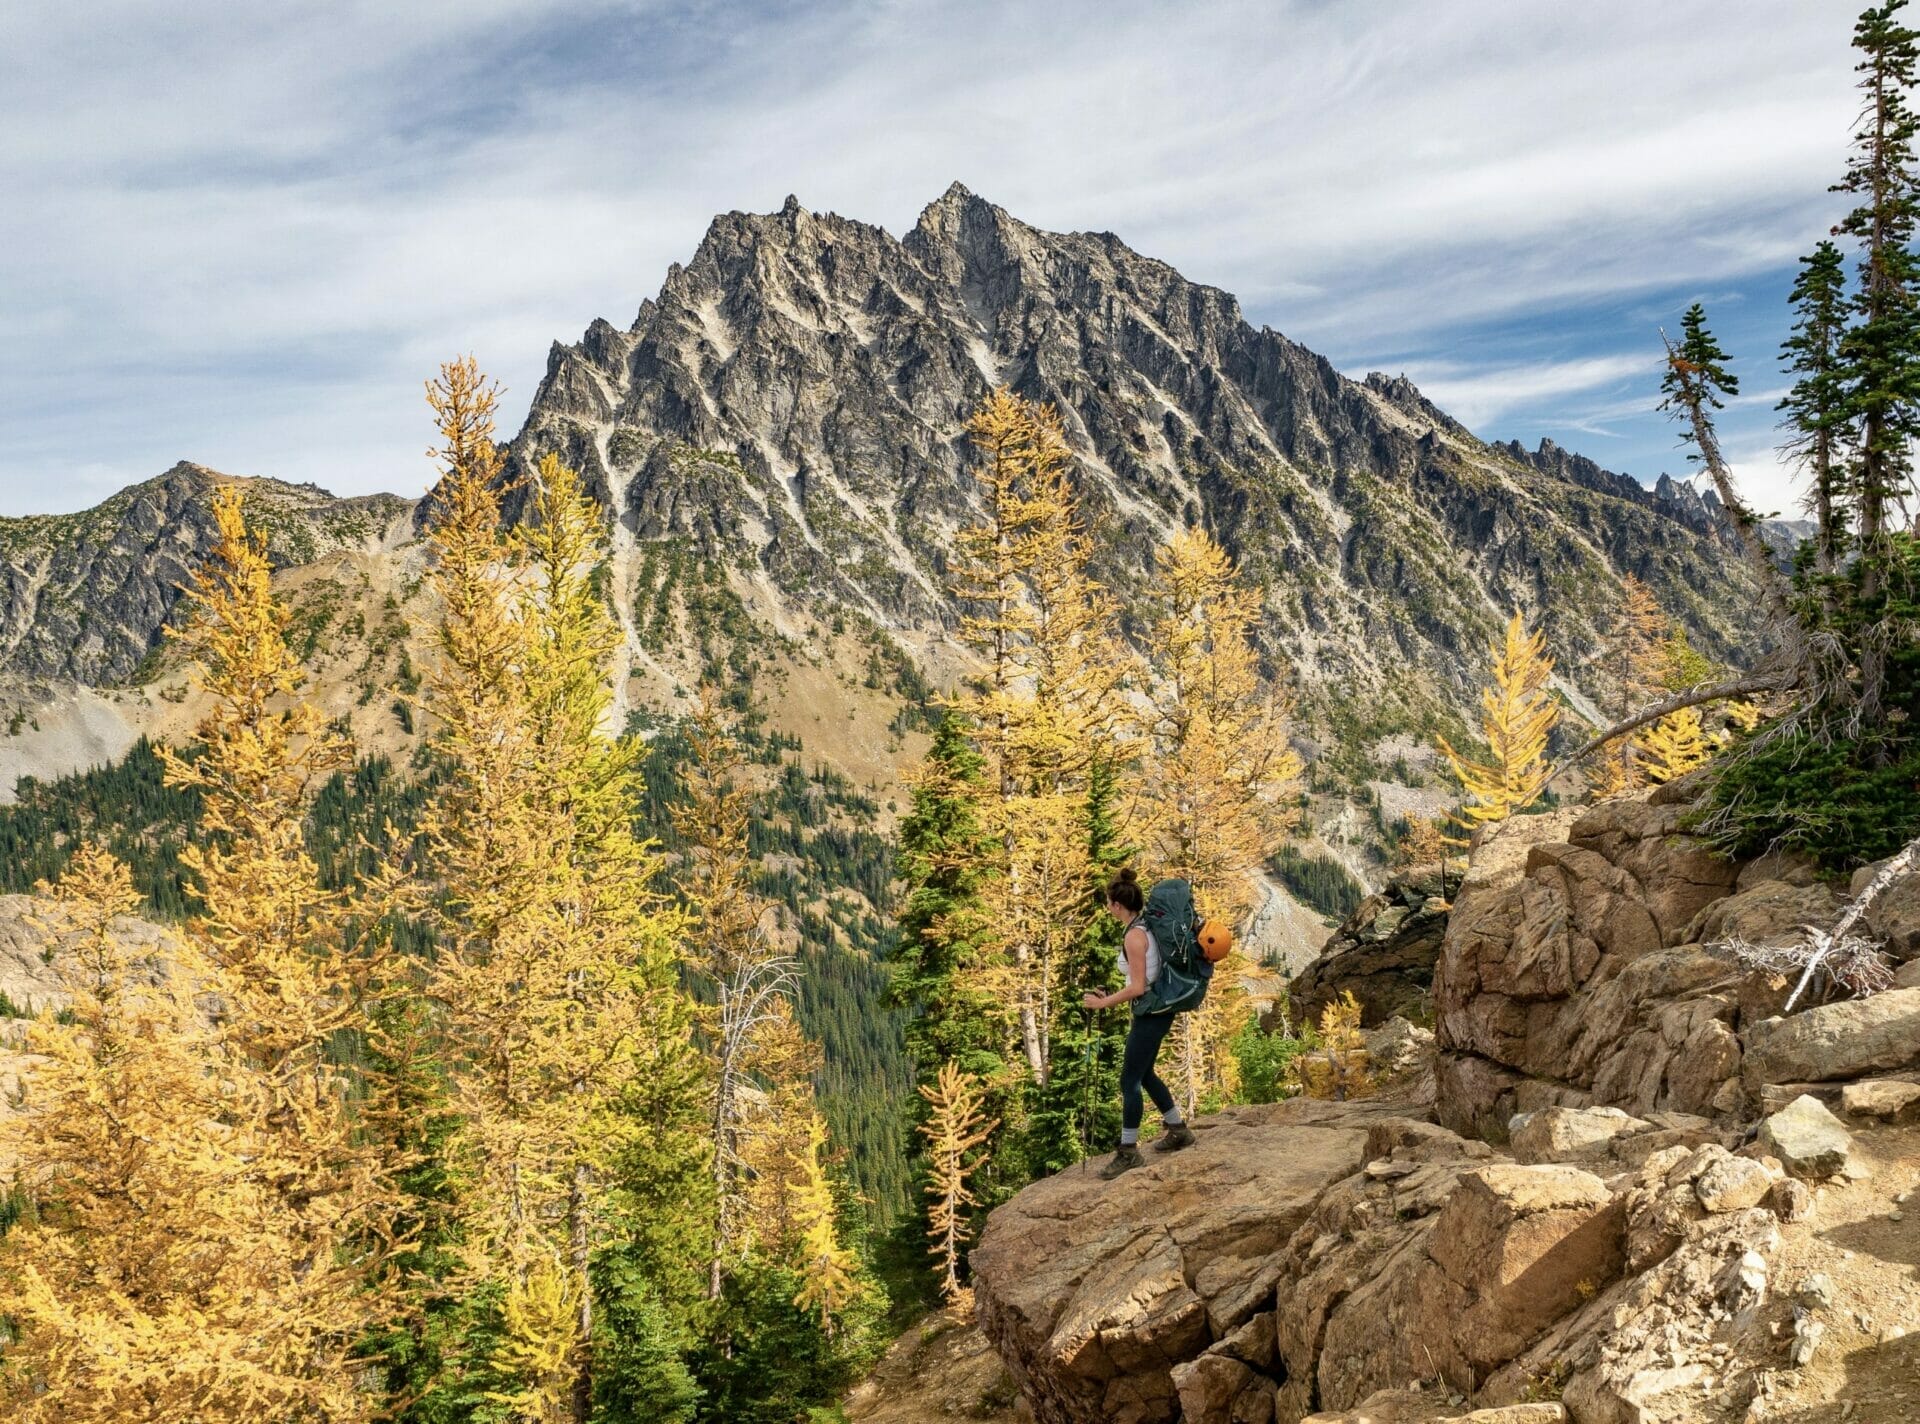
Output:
[
  {"xmin": 972, "ymin": 1099, "xmax": 1394, "ymax": 1424},
  {"xmin": 1742, "ymin": 989, "xmax": 1920, "ymax": 1086},
  {"xmin": 1509, "ymin": 1105, "xmax": 1651, "ymax": 1164},
  {"xmin": 1840, "ymin": 1076, "xmax": 1920, "ymax": 1122},
  {"xmin": 1755, "ymin": 1094, "xmax": 1856, "ymax": 1180}
]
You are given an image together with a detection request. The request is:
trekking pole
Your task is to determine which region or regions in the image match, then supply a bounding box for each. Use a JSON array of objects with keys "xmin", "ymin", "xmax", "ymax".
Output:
[{"xmin": 1079, "ymin": 1008, "xmax": 1095, "ymax": 1159}]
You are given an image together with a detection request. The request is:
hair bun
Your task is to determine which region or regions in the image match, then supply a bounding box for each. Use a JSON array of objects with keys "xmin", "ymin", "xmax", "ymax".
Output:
[{"xmin": 1118, "ymin": 868, "xmax": 1138, "ymax": 884}]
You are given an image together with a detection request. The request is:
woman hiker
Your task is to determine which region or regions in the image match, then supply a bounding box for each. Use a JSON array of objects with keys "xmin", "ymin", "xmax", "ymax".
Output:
[{"xmin": 1082, "ymin": 868, "xmax": 1195, "ymax": 1178}]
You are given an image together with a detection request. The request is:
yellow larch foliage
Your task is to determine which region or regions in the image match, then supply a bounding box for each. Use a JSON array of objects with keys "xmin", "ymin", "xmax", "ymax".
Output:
[
  {"xmin": 486, "ymin": 1257, "xmax": 583, "ymax": 1424},
  {"xmin": 918, "ymin": 1061, "xmax": 998, "ymax": 1303},
  {"xmin": 1140, "ymin": 526, "xmax": 1302, "ymax": 913},
  {"xmin": 1437, "ymin": 613, "xmax": 1560, "ymax": 836},
  {"xmin": 1289, "ymin": 992, "xmax": 1373, "ymax": 1102},
  {"xmin": 418, "ymin": 359, "xmax": 694, "ymax": 1420},
  {"xmin": 0, "ymin": 487, "xmax": 402, "ymax": 1423},
  {"xmin": 1610, "ymin": 576, "xmax": 1671, "ymax": 712},
  {"xmin": 1640, "ymin": 706, "xmax": 1714, "ymax": 783},
  {"xmin": 672, "ymin": 691, "xmax": 809, "ymax": 1299},
  {"xmin": 1137, "ymin": 526, "xmax": 1301, "ymax": 1116},
  {"xmin": 738, "ymin": 998, "xmax": 824, "ymax": 1255},
  {"xmin": 946, "ymin": 389, "xmax": 1131, "ymax": 1088},
  {"xmin": 1396, "ymin": 813, "xmax": 1453, "ymax": 868},
  {"xmin": 159, "ymin": 483, "xmax": 363, "ymax": 1068},
  {"xmin": 789, "ymin": 1113, "xmax": 864, "ymax": 1329}
]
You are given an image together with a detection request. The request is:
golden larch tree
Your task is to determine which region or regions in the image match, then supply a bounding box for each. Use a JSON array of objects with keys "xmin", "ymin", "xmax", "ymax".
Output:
[
  {"xmin": 946, "ymin": 389, "xmax": 1130, "ymax": 1088},
  {"xmin": 787, "ymin": 1114, "xmax": 864, "ymax": 1329},
  {"xmin": 1, "ymin": 484, "xmax": 403, "ymax": 1423},
  {"xmin": 1437, "ymin": 613, "xmax": 1561, "ymax": 836},
  {"xmin": 1288, "ymin": 992, "xmax": 1374, "ymax": 1102},
  {"xmin": 917, "ymin": 1061, "xmax": 998, "ymax": 1303},
  {"xmin": 1640, "ymin": 706, "xmax": 1714, "ymax": 783},
  {"xmin": 418, "ymin": 360, "xmax": 694, "ymax": 1424},
  {"xmin": 1138, "ymin": 526, "xmax": 1302, "ymax": 1115},
  {"xmin": 1396, "ymin": 814, "xmax": 1453, "ymax": 869},
  {"xmin": 671, "ymin": 692, "xmax": 806, "ymax": 1301},
  {"xmin": 1591, "ymin": 577, "xmax": 1668, "ymax": 796}
]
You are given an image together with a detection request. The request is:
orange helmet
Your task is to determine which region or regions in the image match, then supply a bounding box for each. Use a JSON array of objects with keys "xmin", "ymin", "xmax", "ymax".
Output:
[{"xmin": 1197, "ymin": 919, "xmax": 1234, "ymax": 963}]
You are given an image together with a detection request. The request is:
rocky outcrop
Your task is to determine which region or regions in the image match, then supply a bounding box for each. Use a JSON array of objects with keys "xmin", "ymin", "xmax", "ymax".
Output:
[
  {"xmin": 1432, "ymin": 791, "xmax": 1766, "ymax": 1138},
  {"xmin": 1291, "ymin": 866, "xmax": 1450, "ymax": 1028},
  {"xmin": 969, "ymin": 1088, "xmax": 1816, "ymax": 1424},
  {"xmin": 1428, "ymin": 784, "xmax": 1920, "ymax": 1142},
  {"xmin": 971, "ymin": 1098, "xmax": 1410, "ymax": 1424},
  {"xmin": 972, "ymin": 787, "xmax": 1920, "ymax": 1422}
]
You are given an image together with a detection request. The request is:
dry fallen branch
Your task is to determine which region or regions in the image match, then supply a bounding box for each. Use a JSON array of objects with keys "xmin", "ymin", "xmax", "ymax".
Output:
[{"xmin": 1710, "ymin": 833, "xmax": 1920, "ymax": 1011}]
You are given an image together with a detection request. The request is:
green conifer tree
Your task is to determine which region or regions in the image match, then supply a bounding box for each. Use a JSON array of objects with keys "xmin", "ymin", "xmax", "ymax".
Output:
[
  {"xmin": 1024, "ymin": 754, "xmax": 1130, "ymax": 1172},
  {"xmin": 1835, "ymin": 0, "xmax": 1920, "ymax": 732},
  {"xmin": 888, "ymin": 713, "xmax": 1003, "ymax": 1088},
  {"xmin": 1780, "ymin": 240, "xmax": 1856, "ymax": 595}
]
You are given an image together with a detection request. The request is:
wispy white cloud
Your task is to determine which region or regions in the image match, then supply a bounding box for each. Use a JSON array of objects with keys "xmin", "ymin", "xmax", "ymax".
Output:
[
  {"xmin": 1403, "ymin": 355, "xmax": 1658, "ymax": 429},
  {"xmin": 0, "ymin": 0, "xmax": 1869, "ymax": 513}
]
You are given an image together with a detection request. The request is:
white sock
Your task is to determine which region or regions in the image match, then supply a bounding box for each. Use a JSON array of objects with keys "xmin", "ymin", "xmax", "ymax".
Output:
[
  {"xmin": 1163, "ymin": 1107, "xmax": 1185, "ymax": 1127},
  {"xmin": 1120, "ymin": 1127, "xmax": 1140, "ymax": 1146}
]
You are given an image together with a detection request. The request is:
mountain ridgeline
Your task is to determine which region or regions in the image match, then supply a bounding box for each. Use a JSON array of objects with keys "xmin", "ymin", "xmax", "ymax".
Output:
[
  {"xmin": 1, "ymin": 187, "xmax": 1766, "ymax": 768},
  {"xmin": 502, "ymin": 182, "xmax": 1766, "ymax": 751}
]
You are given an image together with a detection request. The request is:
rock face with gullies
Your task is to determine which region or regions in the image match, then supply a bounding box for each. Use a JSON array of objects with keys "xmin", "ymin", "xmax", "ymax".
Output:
[
  {"xmin": 0, "ymin": 465, "xmax": 411, "ymax": 685},
  {"xmin": 10, "ymin": 190, "xmax": 1771, "ymax": 783},
  {"xmin": 1291, "ymin": 864, "xmax": 1451, "ymax": 1028},
  {"xmin": 500, "ymin": 183, "xmax": 1766, "ymax": 749}
]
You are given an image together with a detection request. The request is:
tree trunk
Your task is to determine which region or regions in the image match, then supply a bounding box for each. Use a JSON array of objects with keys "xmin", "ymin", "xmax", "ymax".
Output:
[
  {"xmin": 570, "ymin": 1161, "xmax": 593, "ymax": 1424},
  {"xmin": 1663, "ymin": 333, "xmax": 1809, "ymax": 675}
]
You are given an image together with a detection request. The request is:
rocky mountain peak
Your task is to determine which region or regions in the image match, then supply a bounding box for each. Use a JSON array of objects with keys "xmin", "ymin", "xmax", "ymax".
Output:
[
  {"xmin": 501, "ymin": 185, "xmax": 1770, "ymax": 754},
  {"xmin": 0, "ymin": 467, "xmax": 410, "ymax": 687},
  {"xmin": 6, "ymin": 188, "xmax": 1779, "ymax": 775}
]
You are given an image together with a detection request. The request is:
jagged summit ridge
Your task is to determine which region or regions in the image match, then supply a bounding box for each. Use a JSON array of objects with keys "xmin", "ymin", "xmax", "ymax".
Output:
[{"xmin": 506, "ymin": 185, "xmax": 1765, "ymax": 742}]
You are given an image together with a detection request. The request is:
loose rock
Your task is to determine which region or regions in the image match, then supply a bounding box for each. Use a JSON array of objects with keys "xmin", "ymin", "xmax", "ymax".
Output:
[
  {"xmin": 1755, "ymin": 1096, "xmax": 1855, "ymax": 1181},
  {"xmin": 1695, "ymin": 1153, "xmax": 1775, "ymax": 1214},
  {"xmin": 1510, "ymin": 1105, "xmax": 1652, "ymax": 1165},
  {"xmin": 1742, "ymin": 989, "xmax": 1920, "ymax": 1088},
  {"xmin": 1840, "ymin": 1076, "xmax": 1920, "ymax": 1122}
]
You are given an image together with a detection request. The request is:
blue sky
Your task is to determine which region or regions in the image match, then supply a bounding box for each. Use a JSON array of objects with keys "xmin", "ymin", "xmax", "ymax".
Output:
[{"xmin": 0, "ymin": 1, "xmax": 1864, "ymax": 518}]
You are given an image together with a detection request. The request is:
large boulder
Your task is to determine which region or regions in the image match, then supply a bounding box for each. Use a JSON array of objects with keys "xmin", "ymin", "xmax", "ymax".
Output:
[
  {"xmin": 1482, "ymin": 1144, "xmax": 1788, "ymax": 1424},
  {"xmin": 1270, "ymin": 1144, "xmax": 1623, "ymax": 1419},
  {"xmin": 1292, "ymin": 866, "xmax": 1451, "ymax": 1028},
  {"xmin": 1741, "ymin": 988, "xmax": 1920, "ymax": 1087},
  {"xmin": 1508, "ymin": 1106, "xmax": 1651, "ymax": 1165},
  {"xmin": 1434, "ymin": 791, "xmax": 1760, "ymax": 1136},
  {"xmin": 1852, "ymin": 855, "xmax": 1920, "ymax": 962},
  {"xmin": 1754, "ymin": 1095, "xmax": 1857, "ymax": 1181},
  {"xmin": 970, "ymin": 1099, "xmax": 1406, "ymax": 1424},
  {"xmin": 1303, "ymin": 1395, "xmax": 1568, "ymax": 1422}
]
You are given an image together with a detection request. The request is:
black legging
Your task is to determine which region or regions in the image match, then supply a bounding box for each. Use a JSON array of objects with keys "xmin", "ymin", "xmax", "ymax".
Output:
[{"xmin": 1121, "ymin": 1009, "xmax": 1178, "ymax": 1130}]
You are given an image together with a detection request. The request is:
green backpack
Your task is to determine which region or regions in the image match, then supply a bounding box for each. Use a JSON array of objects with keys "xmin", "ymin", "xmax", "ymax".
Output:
[{"xmin": 1133, "ymin": 878, "xmax": 1212, "ymax": 1017}]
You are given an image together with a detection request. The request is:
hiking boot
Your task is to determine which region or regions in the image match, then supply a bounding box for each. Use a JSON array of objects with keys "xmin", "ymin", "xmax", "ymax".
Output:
[
  {"xmin": 1100, "ymin": 1145, "xmax": 1145, "ymax": 1179},
  {"xmin": 1152, "ymin": 1122, "xmax": 1195, "ymax": 1153}
]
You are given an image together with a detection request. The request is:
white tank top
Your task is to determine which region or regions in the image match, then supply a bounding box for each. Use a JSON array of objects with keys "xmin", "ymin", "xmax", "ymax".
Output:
[{"xmin": 1118, "ymin": 921, "xmax": 1161, "ymax": 989}]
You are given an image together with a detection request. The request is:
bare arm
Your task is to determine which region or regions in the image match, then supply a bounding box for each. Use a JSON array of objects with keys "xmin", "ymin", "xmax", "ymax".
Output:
[{"xmin": 1085, "ymin": 927, "xmax": 1149, "ymax": 1010}]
